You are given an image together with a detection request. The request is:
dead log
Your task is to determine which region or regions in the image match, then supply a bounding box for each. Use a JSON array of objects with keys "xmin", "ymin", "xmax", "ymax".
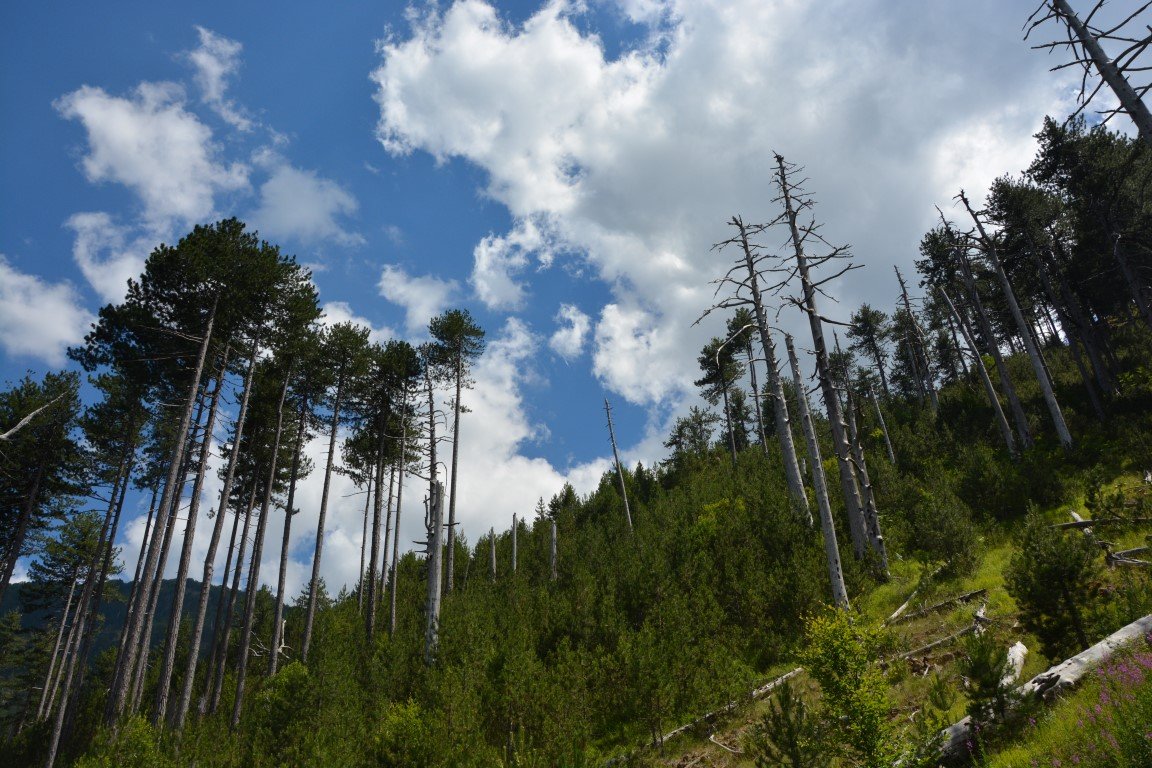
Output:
[
  {"xmin": 887, "ymin": 588, "xmax": 986, "ymax": 625},
  {"xmin": 884, "ymin": 566, "xmax": 944, "ymax": 624},
  {"xmin": 1053, "ymin": 517, "xmax": 1152, "ymax": 530}
]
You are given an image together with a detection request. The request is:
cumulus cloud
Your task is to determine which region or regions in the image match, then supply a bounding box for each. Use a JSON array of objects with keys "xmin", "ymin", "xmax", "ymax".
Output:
[
  {"xmin": 250, "ymin": 154, "xmax": 363, "ymax": 246},
  {"xmin": 66, "ymin": 212, "xmax": 151, "ymax": 303},
  {"xmin": 55, "ymin": 81, "xmax": 248, "ymax": 228},
  {"xmin": 471, "ymin": 216, "xmax": 556, "ymax": 310},
  {"xmin": 548, "ymin": 303, "xmax": 589, "ymax": 359},
  {"xmin": 377, "ymin": 263, "xmax": 460, "ymax": 333},
  {"xmin": 0, "ymin": 256, "xmax": 93, "ymax": 365},
  {"xmin": 186, "ymin": 26, "xmax": 254, "ymax": 131},
  {"xmin": 372, "ymin": 0, "xmax": 1078, "ymax": 408},
  {"xmin": 321, "ymin": 300, "xmax": 394, "ymax": 345}
]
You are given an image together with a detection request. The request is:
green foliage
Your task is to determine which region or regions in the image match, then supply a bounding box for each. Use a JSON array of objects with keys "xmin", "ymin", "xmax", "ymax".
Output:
[
  {"xmin": 1005, "ymin": 509, "xmax": 1103, "ymax": 660},
  {"xmin": 746, "ymin": 681, "xmax": 830, "ymax": 768},
  {"xmin": 72, "ymin": 717, "xmax": 175, "ymax": 768},
  {"xmin": 801, "ymin": 610, "xmax": 901, "ymax": 767},
  {"xmin": 959, "ymin": 630, "xmax": 1019, "ymax": 726}
]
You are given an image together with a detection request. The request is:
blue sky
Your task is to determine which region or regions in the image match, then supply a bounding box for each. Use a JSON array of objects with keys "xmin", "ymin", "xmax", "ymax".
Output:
[{"xmin": 1, "ymin": 0, "xmax": 1118, "ymax": 592}]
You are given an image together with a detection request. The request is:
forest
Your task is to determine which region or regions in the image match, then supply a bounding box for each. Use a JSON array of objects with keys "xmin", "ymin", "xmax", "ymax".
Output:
[{"xmin": 3, "ymin": 2, "xmax": 1152, "ymax": 767}]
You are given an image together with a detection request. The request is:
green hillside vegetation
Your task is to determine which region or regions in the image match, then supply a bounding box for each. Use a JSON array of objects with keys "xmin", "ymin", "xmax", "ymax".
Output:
[{"xmin": 3, "ymin": 111, "xmax": 1152, "ymax": 767}]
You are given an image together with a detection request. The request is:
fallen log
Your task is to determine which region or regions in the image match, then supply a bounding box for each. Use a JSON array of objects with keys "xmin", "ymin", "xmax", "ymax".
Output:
[
  {"xmin": 937, "ymin": 612, "xmax": 1152, "ymax": 763},
  {"xmin": 1053, "ymin": 517, "xmax": 1152, "ymax": 530},
  {"xmin": 885, "ymin": 566, "xmax": 944, "ymax": 624},
  {"xmin": 887, "ymin": 589, "xmax": 986, "ymax": 626}
]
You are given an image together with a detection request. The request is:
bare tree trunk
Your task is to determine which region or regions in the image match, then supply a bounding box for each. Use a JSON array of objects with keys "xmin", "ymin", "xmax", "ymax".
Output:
[
  {"xmin": 155, "ymin": 355, "xmax": 228, "ymax": 724},
  {"xmin": 366, "ymin": 428, "xmax": 385, "ymax": 640},
  {"xmin": 357, "ymin": 478, "xmax": 371, "ymax": 614},
  {"xmin": 270, "ymin": 398, "xmax": 308, "ymax": 676},
  {"xmin": 423, "ymin": 366, "xmax": 443, "ymax": 665},
  {"xmin": 390, "ymin": 392, "xmax": 408, "ymax": 637},
  {"xmin": 869, "ymin": 386, "xmax": 896, "ymax": 465},
  {"xmin": 489, "ymin": 528, "xmax": 496, "ymax": 581},
  {"xmin": 208, "ymin": 484, "xmax": 256, "ymax": 716},
  {"xmin": 942, "ymin": 289, "xmax": 1018, "ymax": 457},
  {"xmin": 785, "ymin": 335, "xmax": 849, "ymax": 608},
  {"xmin": 604, "ymin": 399, "xmax": 633, "ymax": 532},
  {"xmin": 733, "ymin": 217, "xmax": 810, "ymax": 522},
  {"xmin": 511, "ymin": 514, "xmax": 518, "ymax": 574},
  {"xmin": 550, "ymin": 519, "xmax": 558, "ymax": 582},
  {"xmin": 107, "ymin": 301, "xmax": 216, "ymax": 725},
  {"xmin": 175, "ymin": 346, "xmax": 257, "ymax": 731},
  {"xmin": 1112, "ymin": 234, "xmax": 1152, "ymax": 332},
  {"xmin": 961, "ymin": 192, "xmax": 1073, "ymax": 449},
  {"xmin": 38, "ymin": 576, "xmax": 78, "ymax": 720},
  {"xmin": 302, "ymin": 367, "xmax": 346, "ymax": 661},
  {"xmin": 955, "ymin": 243, "xmax": 1034, "ymax": 450},
  {"xmin": 839, "ymin": 371, "xmax": 888, "ymax": 575},
  {"xmin": 231, "ymin": 361, "xmax": 293, "ymax": 730},
  {"xmin": 445, "ymin": 356, "xmax": 463, "ymax": 593},
  {"xmin": 380, "ymin": 463, "xmax": 396, "ymax": 617},
  {"xmin": 774, "ymin": 157, "xmax": 868, "ymax": 557},
  {"xmin": 743, "ymin": 346, "xmax": 769, "ymax": 449}
]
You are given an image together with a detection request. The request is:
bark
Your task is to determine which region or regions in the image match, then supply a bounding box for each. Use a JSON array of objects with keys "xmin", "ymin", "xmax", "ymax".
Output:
[
  {"xmin": 208, "ymin": 485, "xmax": 255, "ymax": 715},
  {"xmin": 0, "ymin": 465, "xmax": 44, "ymax": 605},
  {"xmin": 303, "ymin": 363, "xmax": 347, "ymax": 661},
  {"xmin": 446, "ymin": 355, "xmax": 463, "ymax": 593},
  {"xmin": 357, "ymin": 478, "xmax": 371, "ymax": 614},
  {"xmin": 175, "ymin": 346, "xmax": 257, "ymax": 730},
  {"xmin": 604, "ymin": 399, "xmax": 634, "ymax": 532},
  {"xmin": 840, "ymin": 378, "xmax": 888, "ymax": 575},
  {"xmin": 785, "ymin": 335, "xmax": 849, "ymax": 608},
  {"xmin": 38, "ymin": 576, "xmax": 77, "ymax": 720},
  {"xmin": 955, "ymin": 245, "xmax": 1033, "ymax": 450},
  {"xmin": 270, "ymin": 397, "xmax": 308, "ymax": 676},
  {"xmin": 1050, "ymin": 0, "xmax": 1152, "ymax": 148},
  {"xmin": 390, "ymin": 392, "xmax": 408, "ymax": 637},
  {"xmin": 774, "ymin": 158, "xmax": 868, "ymax": 556},
  {"xmin": 231, "ymin": 360, "xmax": 293, "ymax": 730},
  {"xmin": 942, "ymin": 289, "xmax": 1018, "ymax": 457},
  {"xmin": 423, "ymin": 367, "xmax": 443, "ymax": 665},
  {"xmin": 366, "ymin": 428, "xmax": 386, "ymax": 640},
  {"xmin": 550, "ymin": 519, "xmax": 558, "ymax": 582},
  {"xmin": 961, "ymin": 192, "xmax": 1073, "ymax": 448},
  {"xmin": 155, "ymin": 354, "xmax": 227, "ymax": 724},
  {"xmin": 380, "ymin": 463, "xmax": 396, "ymax": 618},
  {"xmin": 511, "ymin": 513, "xmax": 518, "ymax": 574},
  {"xmin": 734, "ymin": 216, "xmax": 810, "ymax": 522},
  {"xmin": 743, "ymin": 345, "xmax": 769, "ymax": 449}
]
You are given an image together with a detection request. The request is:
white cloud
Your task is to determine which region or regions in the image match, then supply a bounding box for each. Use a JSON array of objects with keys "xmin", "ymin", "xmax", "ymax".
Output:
[
  {"xmin": 372, "ymin": 0, "xmax": 1079, "ymax": 407},
  {"xmin": 0, "ymin": 256, "xmax": 93, "ymax": 365},
  {"xmin": 186, "ymin": 26, "xmax": 254, "ymax": 131},
  {"xmin": 321, "ymin": 300, "xmax": 394, "ymax": 345},
  {"xmin": 250, "ymin": 156, "xmax": 363, "ymax": 246},
  {"xmin": 65, "ymin": 212, "xmax": 150, "ymax": 303},
  {"xmin": 55, "ymin": 82, "xmax": 248, "ymax": 228},
  {"xmin": 471, "ymin": 216, "xmax": 556, "ymax": 310},
  {"xmin": 548, "ymin": 303, "xmax": 589, "ymax": 359},
  {"xmin": 377, "ymin": 263, "xmax": 460, "ymax": 333}
]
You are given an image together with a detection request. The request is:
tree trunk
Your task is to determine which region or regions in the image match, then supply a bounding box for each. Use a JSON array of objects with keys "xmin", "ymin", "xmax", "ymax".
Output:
[
  {"xmin": 303, "ymin": 364, "xmax": 347, "ymax": 661},
  {"xmin": 942, "ymin": 289, "xmax": 1018, "ymax": 457},
  {"xmin": 868, "ymin": 387, "xmax": 896, "ymax": 465},
  {"xmin": 604, "ymin": 399, "xmax": 633, "ymax": 532},
  {"xmin": 773, "ymin": 158, "xmax": 868, "ymax": 557},
  {"xmin": 390, "ymin": 390, "xmax": 409, "ymax": 637},
  {"xmin": 357, "ymin": 477, "xmax": 371, "ymax": 614},
  {"xmin": 734, "ymin": 216, "xmax": 810, "ymax": 523},
  {"xmin": 550, "ymin": 519, "xmax": 558, "ymax": 581},
  {"xmin": 155, "ymin": 353, "xmax": 228, "ymax": 724},
  {"xmin": 785, "ymin": 335, "xmax": 849, "ymax": 608},
  {"xmin": 231, "ymin": 360, "xmax": 293, "ymax": 730},
  {"xmin": 961, "ymin": 192, "xmax": 1073, "ymax": 449},
  {"xmin": 380, "ymin": 463, "xmax": 396, "ymax": 618},
  {"xmin": 511, "ymin": 514, "xmax": 518, "ymax": 574},
  {"xmin": 270, "ymin": 397, "xmax": 308, "ymax": 676},
  {"xmin": 366, "ymin": 428, "xmax": 385, "ymax": 640},
  {"xmin": 446, "ymin": 355, "xmax": 463, "ymax": 593},
  {"xmin": 743, "ymin": 346, "xmax": 769, "ymax": 449},
  {"xmin": 955, "ymin": 245, "xmax": 1034, "ymax": 450},
  {"xmin": 38, "ymin": 575, "xmax": 78, "ymax": 720},
  {"xmin": 423, "ymin": 366, "xmax": 443, "ymax": 665},
  {"xmin": 840, "ymin": 377, "xmax": 888, "ymax": 575},
  {"xmin": 208, "ymin": 484, "xmax": 256, "ymax": 715},
  {"xmin": 896, "ymin": 266, "xmax": 938, "ymax": 411},
  {"xmin": 0, "ymin": 465, "xmax": 44, "ymax": 606},
  {"xmin": 175, "ymin": 345, "xmax": 257, "ymax": 731},
  {"xmin": 489, "ymin": 528, "xmax": 496, "ymax": 580},
  {"xmin": 107, "ymin": 301, "xmax": 216, "ymax": 725}
]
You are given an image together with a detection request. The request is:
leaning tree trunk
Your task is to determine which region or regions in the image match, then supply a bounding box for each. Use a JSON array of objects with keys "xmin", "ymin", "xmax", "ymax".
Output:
[
  {"xmin": 773, "ymin": 159, "xmax": 869, "ymax": 557},
  {"xmin": 604, "ymin": 399, "xmax": 634, "ymax": 532},
  {"xmin": 840, "ymin": 374, "xmax": 888, "ymax": 576},
  {"xmin": 302, "ymin": 362, "xmax": 348, "ymax": 661},
  {"xmin": 734, "ymin": 216, "xmax": 811, "ymax": 523},
  {"xmin": 174, "ymin": 345, "xmax": 257, "ymax": 731},
  {"xmin": 896, "ymin": 266, "xmax": 938, "ymax": 411},
  {"xmin": 0, "ymin": 465, "xmax": 44, "ymax": 606},
  {"xmin": 38, "ymin": 575, "xmax": 78, "ymax": 721},
  {"xmin": 942, "ymin": 289, "xmax": 1018, "ymax": 457},
  {"xmin": 107, "ymin": 300, "xmax": 216, "ymax": 725},
  {"xmin": 955, "ymin": 243, "xmax": 1034, "ymax": 451},
  {"xmin": 270, "ymin": 398, "xmax": 308, "ymax": 676},
  {"xmin": 231, "ymin": 361, "xmax": 292, "ymax": 730},
  {"xmin": 961, "ymin": 192, "xmax": 1073, "ymax": 449},
  {"xmin": 743, "ymin": 343, "xmax": 769, "ymax": 449},
  {"xmin": 154, "ymin": 354, "xmax": 228, "ymax": 724},
  {"xmin": 868, "ymin": 386, "xmax": 896, "ymax": 465},
  {"xmin": 785, "ymin": 335, "xmax": 849, "ymax": 608}
]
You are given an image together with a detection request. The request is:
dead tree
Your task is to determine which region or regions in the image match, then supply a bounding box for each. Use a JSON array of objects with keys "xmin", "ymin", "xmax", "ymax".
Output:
[
  {"xmin": 868, "ymin": 386, "xmax": 896, "ymax": 465},
  {"xmin": 511, "ymin": 513, "xmax": 518, "ymax": 574},
  {"xmin": 770, "ymin": 154, "xmax": 881, "ymax": 563},
  {"xmin": 423, "ymin": 480, "xmax": 444, "ymax": 665},
  {"xmin": 1027, "ymin": 0, "xmax": 1152, "ymax": 147},
  {"xmin": 603, "ymin": 399, "xmax": 634, "ymax": 532},
  {"xmin": 786, "ymin": 334, "xmax": 849, "ymax": 608},
  {"xmin": 489, "ymin": 528, "xmax": 497, "ymax": 580},
  {"xmin": 960, "ymin": 191, "xmax": 1073, "ymax": 449},
  {"xmin": 698, "ymin": 215, "xmax": 810, "ymax": 522},
  {"xmin": 941, "ymin": 288, "xmax": 1019, "ymax": 458},
  {"xmin": 550, "ymin": 518, "xmax": 558, "ymax": 581},
  {"xmin": 895, "ymin": 267, "xmax": 939, "ymax": 411}
]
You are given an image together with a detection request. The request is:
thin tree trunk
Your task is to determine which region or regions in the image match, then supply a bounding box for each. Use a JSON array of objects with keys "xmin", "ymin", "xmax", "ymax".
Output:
[
  {"xmin": 744, "ymin": 346, "xmax": 769, "ymax": 449},
  {"xmin": 357, "ymin": 478, "xmax": 371, "ymax": 614},
  {"xmin": 366, "ymin": 428, "xmax": 385, "ymax": 640},
  {"xmin": 869, "ymin": 386, "xmax": 896, "ymax": 465},
  {"xmin": 955, "ymin": 244, "xmax": 1034, "ymax": 450},
  {"xmin": 961, "ymin": 192, "xmax": 1073, "ymax": 449},
  {"xmin": 302, "ymin": 364, "xmax": 347, "ymax": 662},
  {"xmin": 733, "ymin": 216, "xmax": 810, "ymax": 522},
  {"xmin": 896, "ymin": 266, "xmax": 938, "ymax": 410},
  {"xmin": 942, "ymin": 289, "xmax": 1018, "ymax": 457},
  {"xmin": 0, "ymin": 465, "xmax": 44, "ymax": 606},
  {"xmin": 208, "ymin": 485, "xmax": 256, "ymax": 716},
  {"xmin": 423, "ymin": 362, "xmax": 443, "ymax": 665},
  {"xmin": 511, "ymin": 514, "xmax": 518, "ymax": 574},
  {"xmin": 489, "ymin": 528, "xmax": 496, "ymax": 581},
  {"xmin": 721, "ymin": 375, "xmax": 737, "ymax": 468},
  {"xmin": 270, "ymin": 397, "xmax": 308, "ymax": 676},
  {"xmin": 38, "ymin": 576, "xmax": 78, "ymax": 720},
  {"xmin": 380, "ymin": 463, "xmax": 396, "ymax": 617},
  {"xmin": 840, "ymin": 375, "xmax": 888, "ymax": 575},
  {"xmin": 231, "ymin": 359, "xmax": 293, "ymax": 730},
  {"xmin": 154, "ymin": 354, "xmax": 228, "ymax": 724},
  {"xmin": 604, "ymin": 399, "xmax": 633, "ymax": 532},
  {"xmin": 550, "ymin": 519, "xmax": 558, "ymax": 582},
  {"xmin": 175, "ymin": 345, "xmax": 258, "ymax": 731},
  {"xmin": 107, "ymin": 300, "xmax": 216, "ymax": 725},
  {"xmin": 389, "ymin": 390, "xmax": 409, "ymax": 637},
  {"xmin": 446, "ymin": 356, "xmax": 463, "ymax": 593},
  {"xmin": 786, "ymin": 335, "xmax": 849, "ymax": 608}
]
